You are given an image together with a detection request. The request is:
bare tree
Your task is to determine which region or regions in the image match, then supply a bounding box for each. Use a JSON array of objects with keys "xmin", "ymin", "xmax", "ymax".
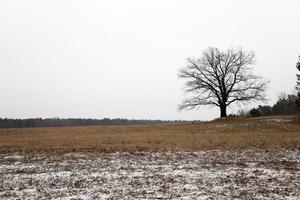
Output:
[{"xmin": 178, "ymin": 47, "xmax": 269, "ymax": 118}]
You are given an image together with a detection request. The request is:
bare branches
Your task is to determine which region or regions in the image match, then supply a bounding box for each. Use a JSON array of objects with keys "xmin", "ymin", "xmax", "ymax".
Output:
[{"xmin": 178, "ymin": 47, "xmax": 269, "ymax": 117}]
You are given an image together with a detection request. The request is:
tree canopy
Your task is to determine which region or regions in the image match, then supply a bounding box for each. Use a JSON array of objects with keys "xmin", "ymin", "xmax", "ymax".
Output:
[{"xmin": 179, "ymin": 47, "xmax": 269, "ymax": 118}]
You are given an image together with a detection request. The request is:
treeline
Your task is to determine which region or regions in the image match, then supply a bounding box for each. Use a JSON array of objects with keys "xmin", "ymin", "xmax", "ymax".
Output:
[
  {"xmin": 236, "ymin": 93, "xmax": 300, "ymax": 117},
  {"xmin": 0, "ymin": 118, "xmax": 187, "ymax": 129}
]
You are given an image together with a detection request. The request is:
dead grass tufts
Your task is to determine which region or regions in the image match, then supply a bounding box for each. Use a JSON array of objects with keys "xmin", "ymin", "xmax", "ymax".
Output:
[{"xmin": 0, "ymin": 115, "xmax": 299, "ymax": 153}]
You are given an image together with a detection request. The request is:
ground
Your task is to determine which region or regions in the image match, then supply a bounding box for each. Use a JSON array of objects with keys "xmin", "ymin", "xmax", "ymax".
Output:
[
  {"xmin": 0, "ymin": 116, "xmax": 299, "ymax": 199},
  {"xmin": 1, "ymin": 149, "xmax": 299, "ymax": 199}
]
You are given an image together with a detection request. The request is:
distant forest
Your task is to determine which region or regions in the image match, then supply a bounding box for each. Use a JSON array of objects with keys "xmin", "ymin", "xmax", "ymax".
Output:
[
  {"xmin": 0, "ymin": 118, "xmax": 188, "ymax": 129},
  {"xmin": 236, "ymin": 93, "xmax": 300, "ymax": 117}
]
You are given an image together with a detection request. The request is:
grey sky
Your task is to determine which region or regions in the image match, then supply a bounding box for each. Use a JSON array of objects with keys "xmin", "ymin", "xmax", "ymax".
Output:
[{"xmin": 0, "ymin": 0, "xmax": 299, "ymax": 120}]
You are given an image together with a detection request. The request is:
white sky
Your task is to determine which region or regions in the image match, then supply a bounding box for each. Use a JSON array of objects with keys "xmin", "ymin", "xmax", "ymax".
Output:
[{"xmin": 0, "ymin": 0, "xmax": 299, "ymax": 120}]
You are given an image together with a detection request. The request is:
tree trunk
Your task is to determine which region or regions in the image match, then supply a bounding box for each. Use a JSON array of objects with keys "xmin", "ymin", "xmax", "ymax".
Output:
[{"xmin": 220, "ymin": 105, "xmax": 227, "ymax": 118}]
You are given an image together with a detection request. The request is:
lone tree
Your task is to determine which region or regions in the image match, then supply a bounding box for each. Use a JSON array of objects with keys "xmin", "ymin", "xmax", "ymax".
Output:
[{"xmin": 179, "ymin": 47, "xmax": 269, "ymax": 118}]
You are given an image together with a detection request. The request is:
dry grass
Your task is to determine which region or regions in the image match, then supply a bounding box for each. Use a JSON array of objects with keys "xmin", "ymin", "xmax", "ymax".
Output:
[{"xmin": 0, "ymin": 115, "xmax": 299, "ymax": 153}]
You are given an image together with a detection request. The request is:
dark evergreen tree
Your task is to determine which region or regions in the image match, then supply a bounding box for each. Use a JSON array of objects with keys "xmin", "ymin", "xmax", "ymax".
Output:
[{"xmin": 296, "ymin": 55, "xmax": 300, "ymax": 111}]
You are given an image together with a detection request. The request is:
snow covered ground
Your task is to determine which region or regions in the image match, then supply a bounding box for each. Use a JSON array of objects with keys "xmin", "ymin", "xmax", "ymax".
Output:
[{"xmin": 0, "ymin": 149, "xmax": 299, "ymax": 199}]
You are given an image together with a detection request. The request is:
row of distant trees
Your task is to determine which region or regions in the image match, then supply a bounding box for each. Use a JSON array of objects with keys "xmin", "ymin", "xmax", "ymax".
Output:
[
  {"xmin": 235, "ymin": 56, "xmax": 300, "ymax": 118},
  {"xmin": 0, "ymin": 118, "xmax": 186, "ymax": 129},
  {"xmin": 236, "ymin": 93, "xmax": 300, "ymax": 117}
]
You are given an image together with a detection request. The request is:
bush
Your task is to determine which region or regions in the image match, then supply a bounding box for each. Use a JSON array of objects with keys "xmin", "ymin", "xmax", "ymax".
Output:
[{"xmin": 249, "ymin": 108, "xmax": 261, "ymax": 117}]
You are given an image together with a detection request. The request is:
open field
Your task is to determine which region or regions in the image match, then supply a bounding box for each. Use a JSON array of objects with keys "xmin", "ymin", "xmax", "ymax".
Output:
[
  {"xmin": 0, "ymin": 149, "xmax": 299, "ymax": 199},
  {"xmin": 0, "ymin": 115, "xmax": 299, "ymax": 152},
  {"xmin": 0, "ymin": 116, "xmax": 299, "ymax": 199}
]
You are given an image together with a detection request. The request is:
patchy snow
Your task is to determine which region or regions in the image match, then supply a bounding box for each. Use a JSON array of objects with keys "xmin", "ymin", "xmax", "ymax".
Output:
[
  {"xmin": 4, "ymin": 155, "xmax": 23, "ymax": 160},
  {"xmin": 0, "ymin": 149, "xmax": 299, "ymax": 199},
  {"xmin": 265, "ymin": 118, "xmax": 293, "ymax": 123}
]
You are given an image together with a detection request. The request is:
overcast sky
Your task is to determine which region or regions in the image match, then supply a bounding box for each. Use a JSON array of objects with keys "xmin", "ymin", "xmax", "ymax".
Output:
[{"xmin": 0, "ymin": 0, "xmax": 299, "ymax": 120}]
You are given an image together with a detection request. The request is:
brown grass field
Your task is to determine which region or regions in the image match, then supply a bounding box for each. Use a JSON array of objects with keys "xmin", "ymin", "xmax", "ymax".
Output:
[
  {"xmin": 1, "ymin": 115, "xmax": 299, "ymax": 199},
  {"xmin": 0, "ymin": 115, "xmax": 299, "ymax": 153}
]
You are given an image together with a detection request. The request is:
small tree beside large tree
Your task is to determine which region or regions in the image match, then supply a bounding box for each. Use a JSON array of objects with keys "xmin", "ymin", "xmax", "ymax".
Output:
[{"xmin": 179, "ymin": 47, "xmax": 269, "ymax": 118}]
